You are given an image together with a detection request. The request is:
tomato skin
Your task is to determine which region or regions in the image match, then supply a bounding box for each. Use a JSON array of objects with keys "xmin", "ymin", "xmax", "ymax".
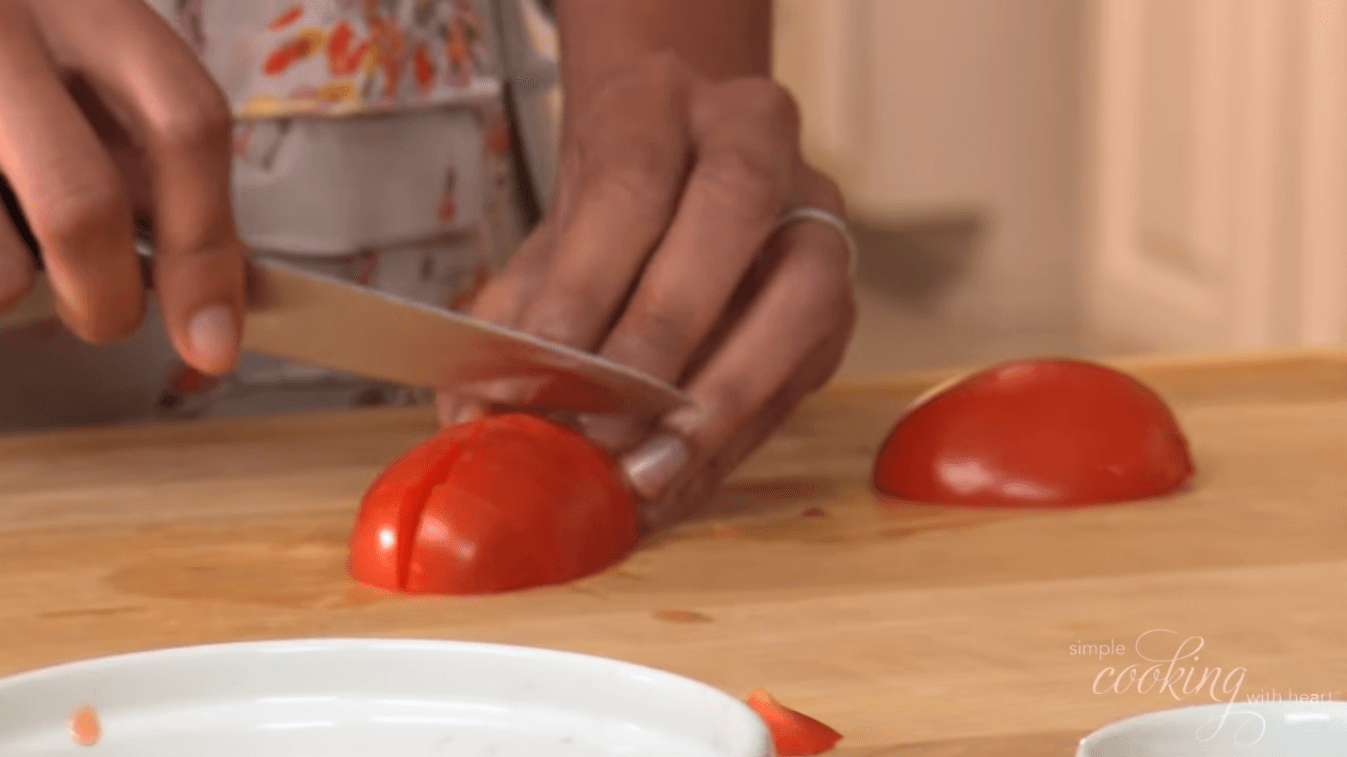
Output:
[
  {"xmin": 745, "ymin": 689, "xmax": 842, "ymax": 756},
  {"xmin": 349, "ymin": 413, "xmax": 638, "ymax": 595},
  {"xmin": 872, "ymin": 359, "xmax": 1194, "ymax": 507},
  {"xmin": 347, "ymin": 423, "xmax": 477, "ymax": 590}
]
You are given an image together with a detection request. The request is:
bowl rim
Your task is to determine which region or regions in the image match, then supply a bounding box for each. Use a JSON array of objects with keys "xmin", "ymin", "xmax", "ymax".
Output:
[
  {"xmin": 0, "ymin": 636, "xmax": 726, "ymax": 690},
  {"xmin": 0, "ymin": 636, "xmax": 769, "ymax": 753},
  {"xmin": 1076, "ymin": 699, "xmax": 1347, "ymax": 754}
]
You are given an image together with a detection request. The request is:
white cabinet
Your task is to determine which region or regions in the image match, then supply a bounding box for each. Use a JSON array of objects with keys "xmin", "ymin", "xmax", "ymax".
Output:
[
  {"xmin": 776, "ymin": 0, "xmax": 1088, "ymax": 334},
  {"xmin": 1085, "ymin": 0, "xmax": 1347, "ymax": 351}
]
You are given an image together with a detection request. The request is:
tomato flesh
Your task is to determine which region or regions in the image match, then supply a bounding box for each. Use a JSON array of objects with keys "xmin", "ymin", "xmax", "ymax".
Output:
[
  {"xmin": 349, "ymin": 413, "xmax": 638, "ymax": 595},
  {"xmin": 872, "ymin": 358, "xmax": 1194, "ymax": 506},
  {"xmin": 745, "ymin": 689, "xmax": 842, "ymax": 756}
]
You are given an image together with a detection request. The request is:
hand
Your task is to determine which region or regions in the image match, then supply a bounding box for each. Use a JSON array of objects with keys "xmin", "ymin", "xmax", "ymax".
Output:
[
  {"xmin": 440, "ymin": 53, "xmax": 857, "ymax": 529},
  {"xmin": 0, "ymin": 0, "xmax": 247, "ymax": 374}
]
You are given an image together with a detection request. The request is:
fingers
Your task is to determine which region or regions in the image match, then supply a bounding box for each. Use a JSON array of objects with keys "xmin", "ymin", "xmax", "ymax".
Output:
[
  {"xmin": 640, "ymin": 327, "xmax": 851, "ymax": 532},
  {"xmin": 466, "ymin": 216, "xmax": 562, "ymax": 331},
  {"xmin": 507, "ymin": 53, "xmax": 694, "ymax": 351},
  {"xmin": 592, "ymin": 78, "xmax": 797, "ymax": 417},
  {"xmin": 434, "ymin": 220, "xmax": 562, "ymax": 425},
  {"xmin": 620, "ymin": 207, "xmax": 856, "ymax": 504},
  {"xmin": 597, "ymin": 77, "xmax": 802, "ymax": 386},
  {"xmin": 0, "ymin": 5, "xmax": 144, "ymax": 341},
  {"xmin": 568, "ymin": 79, "xmax": 802, "ymax": 452},
  {"xmin": 38, "ymin": 0, "xmax": 247, "ymax": 374}
]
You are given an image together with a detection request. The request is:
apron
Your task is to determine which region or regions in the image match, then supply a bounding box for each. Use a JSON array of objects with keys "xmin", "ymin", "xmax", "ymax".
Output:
[{"xmin": 0, "ymin": 0, "xmax": 558, "ymax": 432}]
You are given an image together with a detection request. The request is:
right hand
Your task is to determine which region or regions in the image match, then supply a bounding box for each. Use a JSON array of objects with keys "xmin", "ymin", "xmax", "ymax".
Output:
[{"xmin": 0, "ymin": 0, "xmax": 247, "ymax": 375}]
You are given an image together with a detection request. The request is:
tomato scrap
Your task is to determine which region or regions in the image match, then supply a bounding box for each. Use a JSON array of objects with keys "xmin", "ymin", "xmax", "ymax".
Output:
[
  {"xmin": 654, "ymin": 608, "xmax": 713, "ymax": 623},
  {"xmin": 348, "ymin": 413, "xmax": 638, "ymax": 595},
  {"xmin": 70, "ymin": 705, "xmax": 100, "ymax": 747},
  {"xmin": 711, "ymin": 523, "xmax": 740, "ymax": 538},
  {"xmin": 746, "ymin": 689, "xmax": 842, "ymax": 756},
  {"xmin": 872, "ymin": 358, "xmax": 1194, "ymax": 507}
]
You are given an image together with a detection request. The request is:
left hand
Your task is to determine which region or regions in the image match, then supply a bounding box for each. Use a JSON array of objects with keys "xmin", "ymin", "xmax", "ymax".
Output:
[{"xmin": 439, "ymin": 53, "xmax": 857, "ymax": 529}]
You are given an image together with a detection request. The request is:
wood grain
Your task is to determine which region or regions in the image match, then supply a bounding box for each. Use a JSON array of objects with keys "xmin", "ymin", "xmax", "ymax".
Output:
[{"xmin": 2, "ymin": 348, "xmax": 1346, "ymax": 755}]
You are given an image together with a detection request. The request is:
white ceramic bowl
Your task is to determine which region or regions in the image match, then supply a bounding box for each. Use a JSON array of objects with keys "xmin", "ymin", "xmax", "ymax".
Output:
[
  {"xmin": 0, "ymin": 638, "xmax": 772, "ymax": 757},
  {"xmin": 1078, "ymin": 701, "xmax": 1347, "ymax": 756}
]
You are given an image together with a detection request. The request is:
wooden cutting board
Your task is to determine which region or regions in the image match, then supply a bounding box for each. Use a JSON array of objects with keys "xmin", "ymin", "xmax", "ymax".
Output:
[{"xmin": 2, "ymin": 347, "xmax": 1346, "ymax": 756}]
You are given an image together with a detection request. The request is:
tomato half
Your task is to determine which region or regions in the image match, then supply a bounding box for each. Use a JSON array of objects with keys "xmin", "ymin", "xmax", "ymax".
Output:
[
  {"xmin": 872, "ymin": 359, "xmax": 1194, "ymax": 506},
  {"xmin": 745, "ymin": 689, "xmax": 842, "ymax": 756},
  {"xmin": 348, "ymin": 413, "xmax": 638, "ymax": 595}
]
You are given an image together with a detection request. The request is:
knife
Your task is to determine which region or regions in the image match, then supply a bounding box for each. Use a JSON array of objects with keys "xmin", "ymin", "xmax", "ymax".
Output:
[{"xmin": 0, "ymin": 180, "xmax": 690, "ymax": 418}]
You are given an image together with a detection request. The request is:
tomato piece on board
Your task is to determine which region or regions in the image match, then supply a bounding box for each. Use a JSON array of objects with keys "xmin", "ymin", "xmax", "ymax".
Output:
[
  {"xmin": 349, "ymin": 413, "xmax": 638, "ymax": 595},
  {"xmin": 872, "ymin": 358, "xmax": 1194, "ymax": 507},
  {"xmin": 745, "ymin": 689, "xmax": 842, "ymax": 756}
]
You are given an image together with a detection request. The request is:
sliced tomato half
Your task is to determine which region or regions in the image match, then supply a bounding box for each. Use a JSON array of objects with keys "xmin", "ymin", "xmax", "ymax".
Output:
[
  {"xmin": 348, "ymin": 413, "xmax": 638, "ymax": 595},
  {"xmin": 872, "ymin": 358, "xmax": 1195, "ymax": 506}
]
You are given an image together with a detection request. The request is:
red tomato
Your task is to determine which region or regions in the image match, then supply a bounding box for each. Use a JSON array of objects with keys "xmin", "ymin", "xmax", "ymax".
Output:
[
  {"xmin": 745, "ymin": 689, "xmax": 842, "ymax": 756},
  {"xmin": 348, "ymin": 413, "xmax": 638, "ymax": 595},
  {"xmin": 872, "ymin": 359, "xmax": 1194, "ymax": 506},
  {"xmin": 348, "ymin": 423, "xmax": 476, "ymax": 589}
]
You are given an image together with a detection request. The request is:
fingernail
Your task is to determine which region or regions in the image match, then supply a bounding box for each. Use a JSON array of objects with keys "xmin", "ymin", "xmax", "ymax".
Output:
[
  {"xmin": 188, "ymin": 304, "xmax": 238, "ymax": 371},
  {"xmin": 621, "ymin": 434, "xmax": 690, "ymax": 501}
]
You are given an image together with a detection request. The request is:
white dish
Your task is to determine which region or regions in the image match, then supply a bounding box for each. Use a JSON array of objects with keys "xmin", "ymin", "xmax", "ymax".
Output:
[
  {"xmin": 0, "ymin": 638, "xmax": 771, "ymax": 757},
  {"xmin": 1078, "ymin": 701, "xmax": 1347, "ymax": 756}
]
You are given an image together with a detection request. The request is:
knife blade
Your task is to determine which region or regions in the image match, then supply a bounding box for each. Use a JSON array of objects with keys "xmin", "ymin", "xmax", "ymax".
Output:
[
  {"xmin": 240, "ymin": 259, "xmax": 691, "ymax": 416},
  {"xmin": 0, "ymin": 182, "xmax": 690, "ymax": 417}
]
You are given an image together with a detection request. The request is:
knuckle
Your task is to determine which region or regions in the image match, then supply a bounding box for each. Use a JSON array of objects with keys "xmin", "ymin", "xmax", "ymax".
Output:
[
  {"xmin": 803, "ymin": 167, "xmax": 847, "ymax": 213},
  {"xmin": 585, "ymin": 52, "xmax": 688, "ymax": 126},
  {"xmin": 616, "ymin": 300, "xmax": 698, "ymax": 359},
  {"xmin": 148, "ymin": 85, "xmax": 232, "ymax": 156},
  {"xmin": 521, "ymin": 289, "xmax": 604, "ymax": 348},
  {"xmin": 636, "ymin": 50, "xmax": 691, "ymax": 89},
  {"xmin": 705, "ymin": 380, "xmax": 756, "ymax": 427},
  {"xmin": 592, "ymin": 136, "xmax": 680, "ymax": 207},
  {"xmin": 746, "ymin": 81, "xmax": 802, "ymax": 133},
  {"xmin": 30, "ymin": 179, "xmax": 130, "ymax": 256},
  {"xmin": 699, "ymin": 146, "xmax": 785, "ymax": 220},
  {"xmin": 525, "ymin": 316, "xmax": 581, "ymax": 348}
]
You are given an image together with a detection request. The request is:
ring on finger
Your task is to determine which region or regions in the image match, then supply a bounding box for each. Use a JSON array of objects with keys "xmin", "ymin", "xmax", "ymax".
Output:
[{"xmin": 772, "ymin": 206, "xmax": 858, "ymax": 279}]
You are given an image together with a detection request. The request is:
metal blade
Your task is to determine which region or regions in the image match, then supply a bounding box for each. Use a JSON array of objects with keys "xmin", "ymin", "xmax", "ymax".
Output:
[
  {"xmin": 241, "ymin": 260, "xmax": 690, "ymax": 416},
  {"xmin": 0, "ymin": 247, "xmax": 690, "ymax": 418}
]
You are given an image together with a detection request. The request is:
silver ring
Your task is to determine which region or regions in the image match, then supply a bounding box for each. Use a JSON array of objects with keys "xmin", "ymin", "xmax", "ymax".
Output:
[{"xmin": 772, "ymin": 207, "xmax": 859, "ymax": 279}]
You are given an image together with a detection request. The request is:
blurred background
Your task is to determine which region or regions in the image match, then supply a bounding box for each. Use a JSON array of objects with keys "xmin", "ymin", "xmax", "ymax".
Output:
[{"xmin": 771, "ymin": 0, "xmax": 1347, "ymax": 381}]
